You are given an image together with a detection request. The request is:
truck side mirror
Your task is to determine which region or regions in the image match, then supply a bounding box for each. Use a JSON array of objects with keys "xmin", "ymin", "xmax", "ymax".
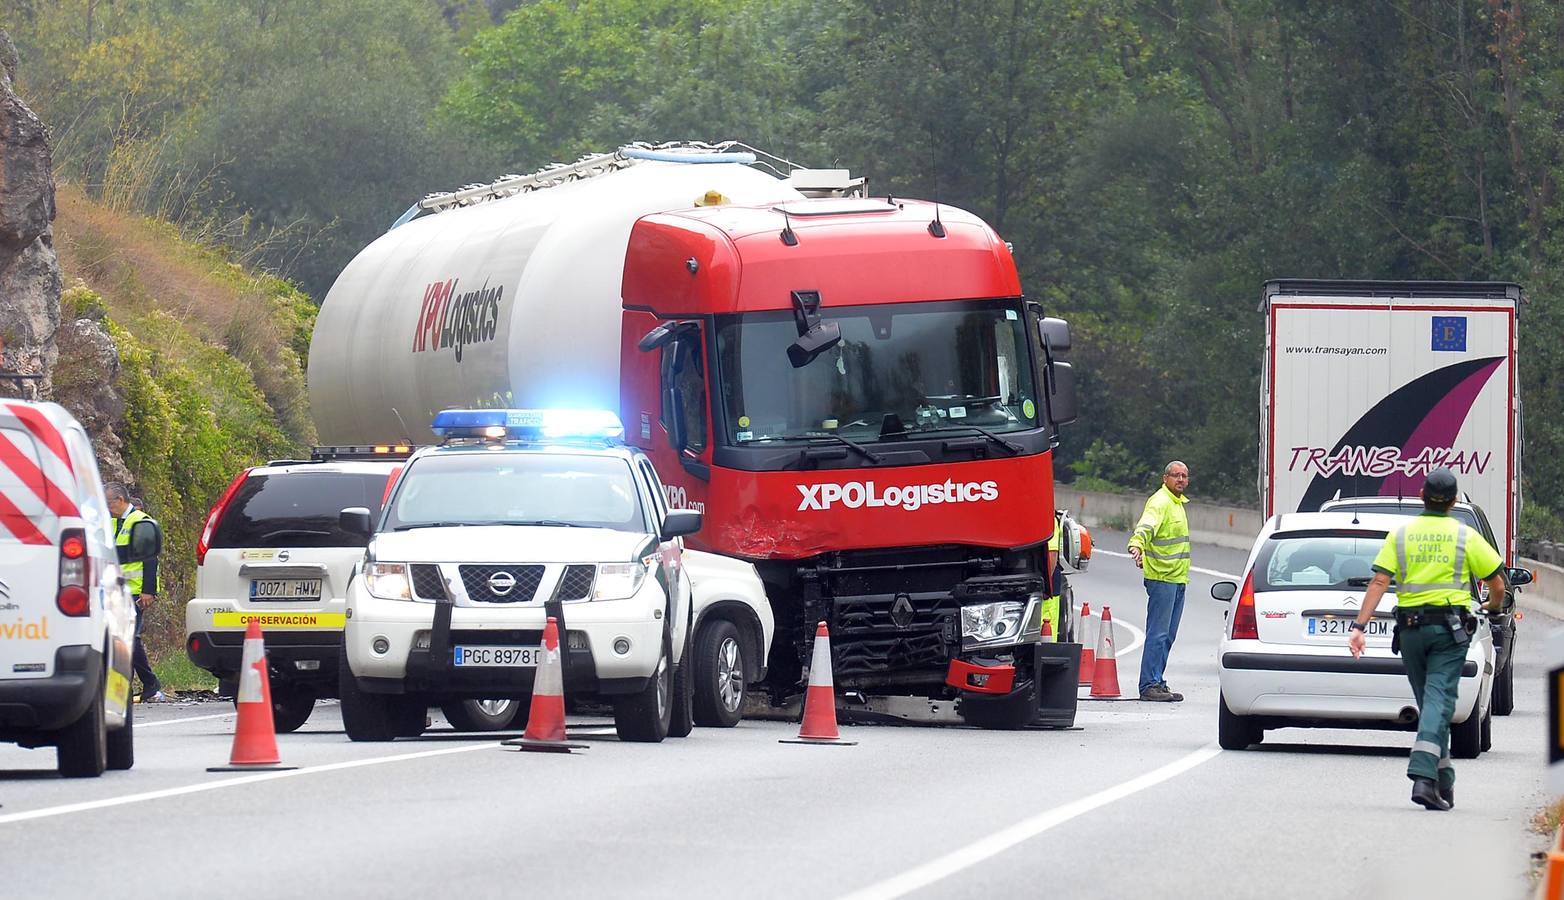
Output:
[
  {"xmin": 660, "ymin": 509, "xmax": 703, "ymax": 540},
  {"xmin": 788, "ymin": 320, "xmax": 840, "ymax": 368},
  {"xmin": 1038, "ymin": 317, "xmax": 1071, "ymax": 354},
  {"xmin": 340, "ymin": 507, "xmax": 373, "ymax": 538},
  {"xmin": 1508, "ymin": 566, "xmax": 1534, "ymax": 586},
  {"xmin": 1211, "ymin": 581, "xmax": 1237, "ymax": 601},
  {"xmin": 1043, "ymin": 360, "xmax": 1078, "ymax": 426}
]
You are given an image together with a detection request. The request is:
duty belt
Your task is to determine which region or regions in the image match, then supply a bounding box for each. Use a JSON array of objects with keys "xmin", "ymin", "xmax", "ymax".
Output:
[{"xmin": 1393, "ymin": 606, "xmax": 1470, "ymax": 628}]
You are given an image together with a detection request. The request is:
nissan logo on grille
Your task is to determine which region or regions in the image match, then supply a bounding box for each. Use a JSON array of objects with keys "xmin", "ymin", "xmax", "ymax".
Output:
[{"xmin": 487, "ymin": 571, "xmax": 517, "ymax": 596}]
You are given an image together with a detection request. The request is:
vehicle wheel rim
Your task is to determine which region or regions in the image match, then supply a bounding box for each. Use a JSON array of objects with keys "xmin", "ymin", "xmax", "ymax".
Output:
[
  {"xmin": 475, "ymin": 699, "xmax": 511, "ymax": 718},
  {"xmin": 655, "ymin": 656, "xmax": 669, "ymax": 720},
  {"xmin": 717, "ymin": 637, "xmax": 743, "ymax": 712}
]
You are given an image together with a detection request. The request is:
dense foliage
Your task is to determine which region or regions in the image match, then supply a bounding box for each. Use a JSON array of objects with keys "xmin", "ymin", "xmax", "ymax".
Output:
[{"xmin": 5, "ymin": 0, "xmax": 1562, "ymax": 536}]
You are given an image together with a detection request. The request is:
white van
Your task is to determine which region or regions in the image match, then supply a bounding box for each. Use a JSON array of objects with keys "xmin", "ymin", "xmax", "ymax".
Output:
[{"xmin": 0, "ymin": 400, "xmax": 136, "ymax": 776}]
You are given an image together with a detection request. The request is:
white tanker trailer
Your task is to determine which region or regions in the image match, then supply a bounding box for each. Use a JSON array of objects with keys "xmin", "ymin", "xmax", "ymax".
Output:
[{"xmin": 308, "ymin": 144, "xmax": 808, "ymax": 442}]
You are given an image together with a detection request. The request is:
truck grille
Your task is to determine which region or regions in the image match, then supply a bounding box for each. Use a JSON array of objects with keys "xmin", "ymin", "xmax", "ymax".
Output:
[
  {"xmin": 831, "ymin": 593, "xmax": 959, "ymax": 679},
  {"xmin": 411, "ymin": 564, "xmax": 447, "ymax": 600},
  {"xmin": 554, "ymin": 564, "xmax": 596, "ymax": 601},
  {"xmin": 459, "ymin": 565, "xmax": 544, "ymax": 603}
]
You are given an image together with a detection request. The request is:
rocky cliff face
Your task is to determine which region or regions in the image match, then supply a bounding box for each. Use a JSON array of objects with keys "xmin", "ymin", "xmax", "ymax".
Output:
[{"xmin": 0, "ymin": 27, "xmax": 61, "ymax": 400}]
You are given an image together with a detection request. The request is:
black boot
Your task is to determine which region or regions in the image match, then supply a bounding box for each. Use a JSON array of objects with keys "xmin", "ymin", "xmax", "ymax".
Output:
[
  {"xmin": 1439, "ymin": 783, "xmax": 1454, "ymax": 809},
  {"xmin": 1411, "ymin": 777, "xmax": 1450, "ymax": 811}
]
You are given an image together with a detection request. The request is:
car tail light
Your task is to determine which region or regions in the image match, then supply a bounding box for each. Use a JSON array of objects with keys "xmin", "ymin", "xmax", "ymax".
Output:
[
  {"xmin": 57, "ymin": 526, "xmax": 91, "ymax": 616},
  {"xmin": 197, "ymin": 467, "xmax": 252, "ymax": 565},
  {"xmin": 1230, "ymin": 572, "xmax": 1258, "ymax": 640}
]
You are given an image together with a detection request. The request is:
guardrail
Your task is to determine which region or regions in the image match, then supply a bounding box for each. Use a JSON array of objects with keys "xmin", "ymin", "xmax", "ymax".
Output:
[{"xmin": 1054, "ymin": 482, "xmax": 1564, "ymax": 613}]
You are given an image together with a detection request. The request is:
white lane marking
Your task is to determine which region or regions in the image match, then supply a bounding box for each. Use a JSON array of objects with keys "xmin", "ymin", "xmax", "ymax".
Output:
[
  {"xmin": 836, "ymin": 744, "xmax": 1223, "ymax": 900},
  {"xmin": 136, "ymin": 699, "xmax": 338, "ymax": 728},
  {"xmin": 0, "ymin": 742, "xmax": 501, "ymax": 826},
  {"xmin": 1094, "ymin": 548, "xmax": 1239, "ymax": 581},
  {"xmin": 137, "ymin": 712, "xmax": 233, "ymax": 728},
  {"xmin": 1115, "ymin": 616, "xmax": 1145, "ymax": 658}
]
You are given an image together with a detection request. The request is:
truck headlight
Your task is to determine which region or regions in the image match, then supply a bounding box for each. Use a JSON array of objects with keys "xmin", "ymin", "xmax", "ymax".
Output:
[
  {"xmin": 365, "ymin": 562, "xmax": 412, "ymax": 601},
  {"xmin": 593, "ymin": 559, "xmax": 652, "ymax": 601},
  {"xmin": 962, "ymin": 601, "xmax": 1027, "ymax": 648}
]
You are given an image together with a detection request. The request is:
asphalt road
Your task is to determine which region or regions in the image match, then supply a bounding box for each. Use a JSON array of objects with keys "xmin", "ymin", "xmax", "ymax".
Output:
[{"xmin": 0, "ymin": 533, "xmax": 1551, "ymax": 899}]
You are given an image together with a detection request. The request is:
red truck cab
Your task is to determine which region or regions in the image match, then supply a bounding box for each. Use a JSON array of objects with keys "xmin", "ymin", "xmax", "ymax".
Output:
[{"xmin": 619, "ymin": 195, "xmax": 1079, "ymax": 728}]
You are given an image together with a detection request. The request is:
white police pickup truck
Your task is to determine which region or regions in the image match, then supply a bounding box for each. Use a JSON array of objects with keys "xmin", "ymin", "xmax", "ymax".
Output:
[{"xmin": 337, "ymin": 409, "xmax": 758, "ymax": 743}]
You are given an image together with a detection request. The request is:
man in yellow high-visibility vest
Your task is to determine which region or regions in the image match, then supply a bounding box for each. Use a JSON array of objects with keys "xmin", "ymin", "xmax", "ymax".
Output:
[
  {"xmin": 1041, "ymin": 512, "xmax": 1062, "ymax": 642},
  {"xmin": 1127, "ymin": 461, "xmax": 1191, "ymax": 702},
  {"xmin": 107, "ymin": 483, "xmax": 164, "ymax": 702},
  {"xmin": 1348, "ymin": 468, "xmax": 1506, "ymax": 811}
]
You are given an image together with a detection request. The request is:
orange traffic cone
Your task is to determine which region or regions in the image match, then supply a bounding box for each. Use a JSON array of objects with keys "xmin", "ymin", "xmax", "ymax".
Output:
[
  {"xmin": 504, "ymin": 616, "xmax": 587, "ymax": 753},
  {"xmin": 781, "ymin": 622, "xmax": 856, "ymax": 746},
  {"xmin": 208, "ymin": 619, "xmax": 296, "ymax": 771},
  {"xmin": 1088, "ymin": 606, "xmax": 1123, "ymax": 699},
  {"xmin": 1078, "ymin": 602, "xmax": 1096, "ymax": 686}
]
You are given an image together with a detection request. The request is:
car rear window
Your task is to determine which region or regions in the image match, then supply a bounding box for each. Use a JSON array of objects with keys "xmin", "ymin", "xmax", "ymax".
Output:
[
  {"xmin": 1255, "ymin": 529, "xmax": 1389, "ymax": 591},
  {"xmin": 210, "ymin": 471, "xmax": 389, "ymax": 549},
  {"xmin": 1323, "ymin": 502, "xmax": 1482, "ymax": 535}
]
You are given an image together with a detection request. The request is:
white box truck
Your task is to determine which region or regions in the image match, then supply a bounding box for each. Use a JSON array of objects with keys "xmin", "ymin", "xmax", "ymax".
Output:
[{"xmin": 1260, "ymin": 279, "xmax": 1523, "ymax": 558}]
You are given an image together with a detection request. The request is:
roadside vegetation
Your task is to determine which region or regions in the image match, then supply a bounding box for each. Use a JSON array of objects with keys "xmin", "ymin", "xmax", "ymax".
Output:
[
  {"xmin": 2, "ymin": 0, "xmax": 1563, "ymax": 678},
  {"xmin": 54, "ymin": 185, "xmax": 314, "ymax": 684}
]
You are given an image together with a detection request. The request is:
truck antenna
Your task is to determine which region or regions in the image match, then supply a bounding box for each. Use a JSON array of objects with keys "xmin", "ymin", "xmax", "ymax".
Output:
[
  {"xmin": 927, "ymin": 144, "xmax": 945, "ymax": 237},
  {"xmin": 779, "ymin": 207, "xmax": 798, "ymax": 246},
  {"xmin": 390, "ymin": 407, "xmax": 415, "ymax": 445}
]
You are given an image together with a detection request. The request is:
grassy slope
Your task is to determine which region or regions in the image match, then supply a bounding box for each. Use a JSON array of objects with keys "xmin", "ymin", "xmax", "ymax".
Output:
[{"xmin": 53, "ymin": 184, "xmax": 319, "ymax": 690}]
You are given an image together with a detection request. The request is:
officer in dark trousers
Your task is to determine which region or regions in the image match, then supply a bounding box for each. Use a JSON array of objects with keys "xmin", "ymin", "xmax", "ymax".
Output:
[{"xmin": 1348, "ymin": 468, "xmax": 1506, "ymax": 810}]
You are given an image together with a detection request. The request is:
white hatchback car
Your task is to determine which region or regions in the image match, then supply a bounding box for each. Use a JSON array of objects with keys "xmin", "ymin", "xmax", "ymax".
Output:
[
  {"xmin": 1214, "ymin": 512, "xmax": 1494, "ymax": 757},
  {"xmin": 0, "ymin": 399, "xmax": 136, "ymax": 776}
]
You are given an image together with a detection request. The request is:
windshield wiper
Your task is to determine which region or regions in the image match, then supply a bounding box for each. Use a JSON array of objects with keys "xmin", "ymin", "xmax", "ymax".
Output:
[
  {"xmin": 506, "ymin": 520, "xmax": 588, "ymax": 528},
  {"xmin": 914, "ymin": 424, "xmax": 1023, "ymax": 454},
  {"xmin": 392, "ymin": 521, "xmax": 484, "ymax": 531},
  {"xmin": 786, "ymin": 432, "xmax": 883, "ymax": 464},
  {"xmin": 1346, "ymin": 576, "xmax": 1375, "ymax": 586}
]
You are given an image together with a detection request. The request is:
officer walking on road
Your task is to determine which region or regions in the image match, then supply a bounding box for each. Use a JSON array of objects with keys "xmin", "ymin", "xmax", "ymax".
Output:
[
  {"xmin": 106, "ymin": 483, "xmax": 165, "ymax": 703},
  {"xmin": 1348, "ymin": 468, "xmax": 1506, "ymax": 811},
  {"xmin": 1127, "ymin": 461, "xmax": 1191, "ymax": 702}
]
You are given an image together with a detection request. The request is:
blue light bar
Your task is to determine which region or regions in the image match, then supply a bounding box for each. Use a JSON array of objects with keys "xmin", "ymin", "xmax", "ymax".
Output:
[{"xmin": 430, "ymin": 408, "xmax": 625, "ymax": 442}]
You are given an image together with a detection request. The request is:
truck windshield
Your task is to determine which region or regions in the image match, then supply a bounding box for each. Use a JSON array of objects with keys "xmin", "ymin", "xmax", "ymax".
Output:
[
  {"xmin": 383, "ymin": 453, "xmax": 647, "ymax": 533},
  {"xmin": 714, "ymin": 299, "xmax": 1038, "ymax": 445}
]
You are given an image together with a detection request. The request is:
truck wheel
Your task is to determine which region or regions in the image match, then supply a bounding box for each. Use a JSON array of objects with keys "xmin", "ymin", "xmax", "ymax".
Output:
[
  {"xmin": 1218, "ymin": 695, "xmax": 1261, "ymax": 750},
  {"xmin": 1451, "ymin": 704, "xmax": 1482, "ymax": 759},
  {"xmin": 441, "ymin": 699, "xmax": 519, "ymax": 732},
  {"xmin": 669, "ymin": 629, "xmax": 695, "ymax": 738},
  {"xmin": 613, "ymin": 647, "xmax": 672, "ymax": 743},
  {"xmin": 693, "ymin": 620, "xmax": 746, "ymax": 727},
  {"xmin": 56, "ymin": 681, "xmax": 107, "ymax": 777},
  {"xmin": 107, "ymin": 697, "xmax": 134, "ymax": 771},
  {"xmin": 269, "ymin": 684, "xmax": 316, "ymax": 734},
  {"xmin": 1492, "ymin": 649, "xmax": 1514, "ymax": 716},
  {"xmin": 1480, "ymin": 705, "xmax": 1492, "ymax": 753},
  {"xmin": 338, "ymin": 646, "xmax": 397, "ymax": 742}
]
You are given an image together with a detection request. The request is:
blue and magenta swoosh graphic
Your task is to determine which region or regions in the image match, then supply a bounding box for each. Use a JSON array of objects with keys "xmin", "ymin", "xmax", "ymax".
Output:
[{"xmin": 1296, "ymin": 357, "xmax": 1504, "ymax": 511}]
